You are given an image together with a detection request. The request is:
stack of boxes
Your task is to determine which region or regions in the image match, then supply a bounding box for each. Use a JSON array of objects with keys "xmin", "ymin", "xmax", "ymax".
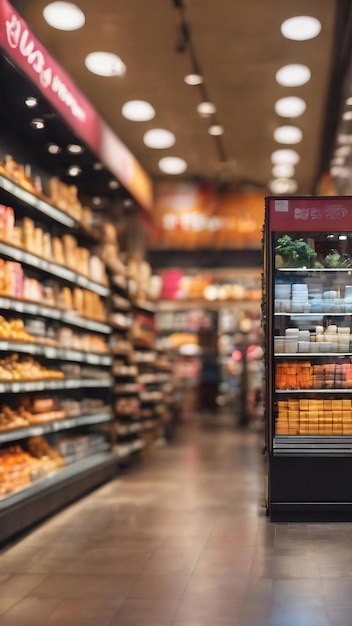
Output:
[
  {"xmin": 276, "ymin": 362, "xmax": 352, "ymax": 390},
  {"xmin": 276, "ymin": 399, "xmax": 352, "ymax": 435}
]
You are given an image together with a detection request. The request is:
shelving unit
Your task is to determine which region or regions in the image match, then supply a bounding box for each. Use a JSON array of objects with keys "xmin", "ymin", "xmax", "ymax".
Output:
[{"xmin": 264, "ymin": 194, "xmax": 352, "ymax": 521}]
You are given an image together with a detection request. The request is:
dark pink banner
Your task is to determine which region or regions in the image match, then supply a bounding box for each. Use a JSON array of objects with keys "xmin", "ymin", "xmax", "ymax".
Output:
[{"xmin": 268, "ymin": 196, "xmax": 352, "ymax": 232}]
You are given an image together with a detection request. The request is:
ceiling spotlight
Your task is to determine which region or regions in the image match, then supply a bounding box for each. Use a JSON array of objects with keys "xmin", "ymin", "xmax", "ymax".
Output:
[
  {"xmin": 343, "ymin": 111, "xmax": 352, "ymax": 121},
  {"xmin": 275, "ymin": 97, "xmax": 306, "ymax": 118},
  {"xmin": 25, "ymin": 96, "xmax": 38, "ymax": 108},
  {"xmin": 272, "ymin": 164, "xmax": 295, "ymax": 178},
  {"xmin": 109, "ymin": 180, "xmax": 119, "ymax": 189},
  {"xmin": 197, "ymin": 102, "xmax": 216, "ymax": 117},
  {"xmin": 143, "ymin": 129, "xmax": 175, "ymax": 149},
  {"xmin": 92, "ymin": 196, "xmax": 101, "ymax": 206},
  {"xmin": 339, "ymin": 235, "xmax": 348, "ymax": 241},
  {"xmin": 158, "ymin": 157, "xmax": 187, "ymax": 174},
  {"xmin": 67, "ymin": 143, "xmax": 83, "ymax": 154},
  {"xmin": 274, "ymin": 125, "xmax": 303, "ymax": 145},
  {"xmin": 275, "ymin": 64, "xmax": 311, "ymax": 87},
  {"xmin": 184, "ymin": 73, "xmax": 203, "ymax": 85},
  {"xmin": 31, "ymin": 118, "xmax": 45, "ymax": 129},
  {"xmin": 48, "ymin": 143, "xmax": 61, "ymax": 154},
  {"xmin": 271, "ymin": 149, "xmax": 300, "ymax": 165},
  {"xmin": 122, "ymin": 100, "xmax": 155, "ymax": 121},
  {"xmin": 93, "ymin": 162, "xmax": 103, "ymax": 170},
  {"xmin": 43, "ymin": 2, "xmax": 85, "ymax": 30},
  {"xmin": 68, "ymin": 165, "xmax": 81, "ymax": 176},
  {"xmin": 124, "ymin": 198, "xmax": 133, "ymax": 208},
  {"xmin": 85, "ymin": 52, "xmax": 126, "ymax": 77},
  {"xmin": 209, "ymin": 125, "xmax": 224, "ymax": 136},
  {"xmin": 269, "ymin": 178, "xmax": 298, "ymax": 194},
  {"xmin": 281, "ymin": 16, "xmax": 321, "ymax": 41}
]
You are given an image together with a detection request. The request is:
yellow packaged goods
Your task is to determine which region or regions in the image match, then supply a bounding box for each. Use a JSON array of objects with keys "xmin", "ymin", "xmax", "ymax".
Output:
[
  {"xmin": 62, "ymin": 235, "xmax": 78, "ymax": 269},
  {"xmin": 52, "ymin": 237, "xmax": 65, "ymax": 265},
  {"xmin": 34, "ymin": 228, "xmax": 44, "ymax": 258}
]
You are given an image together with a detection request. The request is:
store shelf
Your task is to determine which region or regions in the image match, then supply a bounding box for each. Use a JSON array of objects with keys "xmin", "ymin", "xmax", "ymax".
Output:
[
  {"xmin": 274, "ymin": 435, "xmax": 352, "ymax": 456},
  {"xmin": 0, "ymin": 341, "xmax": 112, "ymax": 365},
  {"xmin": 0, "ymin": 242, "xmax": 109, "ymax": 297},
  {"xmin": 113, "ymin": 384, "xmax": 140, "ymax": 395},
  {"xmin": 275, "ymin": 352, "xmax": 352, "ymax": 358},
  {"xmin": 274, "ymin": 312, "xmax": 352, "ymax": 317},
  {"xmin": 0, "ymin": 174, "xmax": 76, "ymax": 228},
  {"xmin": 276, "ymin": 388, "xmax": 352, "ymax": 394},
  {"xmin": 0, "ymin": 411, "xmax": 113, "ymax": 443},
  {"xmin": 0, "ymin": 451, "xmax": 116, "ymax": 543},
  {"xmin": 0, "ymin": 378, "xmax": 112, "ymax": 393},
  {"xmin": 118, "ymin": 422, "xmax": 142, "ymax": 435},
  {"xmin": 277, "ymin": 267, "xmax": 352, "ymax": 273}
]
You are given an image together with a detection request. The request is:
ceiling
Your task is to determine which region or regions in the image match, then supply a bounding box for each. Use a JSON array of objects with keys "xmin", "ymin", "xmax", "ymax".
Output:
[{"xmin": 11, "ymin": 0, "xmax": 337, "ymax": 195}]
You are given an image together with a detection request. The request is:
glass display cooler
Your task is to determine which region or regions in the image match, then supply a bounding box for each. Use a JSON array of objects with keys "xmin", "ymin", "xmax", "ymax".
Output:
[{"xmin": 264, "ymin": 195, "xmax": 352, "ymax": 521}]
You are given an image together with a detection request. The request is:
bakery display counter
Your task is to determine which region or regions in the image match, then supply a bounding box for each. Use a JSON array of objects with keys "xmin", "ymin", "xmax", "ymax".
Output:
[{"xmin": 0, "ymin": 412, "xmax": 112, "ymax": 444}]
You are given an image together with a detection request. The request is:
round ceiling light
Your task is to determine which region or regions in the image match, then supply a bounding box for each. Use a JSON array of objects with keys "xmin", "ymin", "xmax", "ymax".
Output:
[
  {"xmin": 158, "ymin": 157, "xmax": 187, "ymax": 175},
  {"xmin": 43, "ymin": 2, "xmax": 85, "ymax": 30},
  {"xmin": 281, "ymin": 16, "xmax": 321, "ymax": 41},
  {"xmin": 275, "ymin": 64, "xmax": 311, "ymax": 87},
  {"xmin": 31, "ymin": 118, "xmax": 45, "ymax": 129},
  {"xmin": 197, "ymin": 102, "xmax": 216, "ymax": 117},
  {"xmin": 48, "ymin": 143, "xmax": 61, "ymax": 154},
  {"xmin": 85, "ymin": 52, "xmax": 126, "ymax": 77},
  {"xmin": 68, "ymin": 165, "xmax": 81, "ymax": 176},
  {"xmin": 67, "ymin": 143, "xmax": 83, "ymax": 154},
  {"xmin": 25, "ymin": 96, "xmax": 38, "ymax": 108},
  {"xmin": 185, "ymin": 73, "xmax": 203, "ymax": 85},
  {"xmin": 343, "ymin": 111, "xmax": 352, "ymax": 121},
  {"xmin": 208, "ymin": 125, "xmax": 224, "ymax": 136},
  {"xmin": 93, "ymin": 162, "xmax": 103, "ymax": 170},
  {"xmin": 271, "ymin": 149, "xmax": 300, "ymax": 165},
  {"xmin": 269, "ymin": 178, "xmax": 298, "ymax": 194},
  {"xmin": 272, "ymin": 163, "xmax": 295, "ymax": 178},
  {"xmin": 274, "ymin": 125, "xmax": 303, "ymax": 144},
  {"xmin": 143, "ymin": 129, "xmax": 175, "ymax": 149},
  {"xmin": 109, "ymin": 180, "xmax": 119, "ymax": 189},
  {"xmin": 122, "ymin": 100, "xmax": 155, "ymax": 122},
  {"xmin": 275, "ymin": 96, "xmax": 306, "ymax": 118},
  {"xmin": 92, "ymin": 196, "xmax": 101, "ymax": 206}
]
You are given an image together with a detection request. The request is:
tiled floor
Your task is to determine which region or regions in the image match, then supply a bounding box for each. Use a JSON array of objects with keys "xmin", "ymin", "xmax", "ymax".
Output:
[{"xmin": 1, "ymin": 423, "xmax": 352, "ymax": 624}]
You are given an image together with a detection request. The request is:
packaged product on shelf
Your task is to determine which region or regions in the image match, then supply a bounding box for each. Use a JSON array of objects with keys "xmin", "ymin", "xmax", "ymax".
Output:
[
  {"xmin": 27, "ymin": 436, "xmax": 66, "ymax": 469},
  {"xmin": 0, "ymin": 355, "xmax": 64, "ymax": 381},
  {"xmin": 0, "ymin": 317, "xmax": 33, "ymax": 342}
]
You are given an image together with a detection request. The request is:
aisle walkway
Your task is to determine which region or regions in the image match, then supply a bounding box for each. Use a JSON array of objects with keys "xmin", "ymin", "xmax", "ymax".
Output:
[{"xmin": 0, "ymin": 425, "xmax": 351, "ymax": 625}]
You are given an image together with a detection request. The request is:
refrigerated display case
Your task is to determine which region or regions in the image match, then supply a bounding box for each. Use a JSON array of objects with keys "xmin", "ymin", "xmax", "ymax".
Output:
[{"xmin": 264, "ymin": 195, "xmax": 352, "ymax": 521}]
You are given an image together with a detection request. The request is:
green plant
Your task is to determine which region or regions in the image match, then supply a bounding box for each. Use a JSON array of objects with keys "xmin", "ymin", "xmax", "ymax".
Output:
[{"xmin": 275, "ymin": 235, "xmax": 317, "ymax": 268}]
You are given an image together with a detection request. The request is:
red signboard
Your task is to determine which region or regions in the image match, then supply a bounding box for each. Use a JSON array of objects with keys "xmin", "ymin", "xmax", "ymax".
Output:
[
  {"xmin": 0, "ymin": 0, "xmax": 153, "ymax": 210},
  {"xmin": 268, "ymin": 196, "xmax": 352, "ymax": 232}
]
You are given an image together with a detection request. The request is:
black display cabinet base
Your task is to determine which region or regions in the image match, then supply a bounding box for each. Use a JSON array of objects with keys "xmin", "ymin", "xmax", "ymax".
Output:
[
  {"xmin": 0, "ymin": 452, "xmax": 116, "ymax": 544},
  {"xmin": 269, "ymin": 454, "xmax": 352, "ymax": 522}
]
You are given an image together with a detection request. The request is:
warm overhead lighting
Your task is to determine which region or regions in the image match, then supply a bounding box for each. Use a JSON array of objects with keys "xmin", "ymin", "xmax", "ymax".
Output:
[
  {"xmin": 343, "ymin": 111, "xmax": 352, "ymax": 121},
  {"xmin": 93, "ymin": 162, "xmax": 103, "ymax": 170},
  {"xmin": 25, "ymin": 96, "xmax": 38, "ymax": 108},
  {"xmin": 209, "ymin": 125, "xmax": 224, "ymax": 136},
  {"xmin": 184, "ymin": 73, "xmax": 203, "ymax": 85},
  {"xmin": 85, "ymin": 52, "xmax": 126, "ymax": 77},
  {"xmin": 271, "ymin": 149, "xmax": 300, "ymax": 165},
  {"xmin": 158, "ymin": 157, "xmax": 187, "ymax": 174},
  {"xmin": 31, "ymin": 118, "xmax": 45, "ymax": 129},
  {"xmin": 48, "ymin": 143, "xmax": 61, "ymax": 154},
  {"xmin": 335, "ymin": 146, "xmax": 351, "ymax": 157},
  {"xmin": 269, "ymin": 178, "xmax": 298, "ymax": 194},
  {"xmin": 92, "ymin": 196, "xmax": 101, "ymax": 206},
  {"xmin": 281, "ymin": 16, "xmax": 321, "ymax": 41},
  {"xmin": 67, "ymin": 143, "xmax": 83, "ymax": 154},
  {"xmin": 122, "ymin": 100, "xmax": 155, "ymax": 121},
  {"xmin": 124, "ymin": 198, "xmax": 133, "ymax": 208},
  {"xmin": 272, "ymin": 164, "xmax": 295, "ymax": 178},
  {"xmin": 197, "ymin": 102, "xmax": 216, "ymax": 117},
  {"xmin": 275, "ymin": 64, "xmax": 311, "ymax": 87},
  {"xmin": 68, "ymin": 165, "xmax": 81, "ymax": 176},
  {"xmin": 43, "ymin": 2, "xmax": 85, "ymax": 30},
  {"xmin": 143, "ymin": 129, "xmax": 175, "ymax": 149},
  {"xmin": 275, "ymin": 97, "xmax": 306, "ymax": 118},
  {"xmin": 274, "ymin": 125, "xmax": 302, "ymax": 145},
  {"xmin": 109, "ymin": 180, "xmax": 119, "ymax": 189}
]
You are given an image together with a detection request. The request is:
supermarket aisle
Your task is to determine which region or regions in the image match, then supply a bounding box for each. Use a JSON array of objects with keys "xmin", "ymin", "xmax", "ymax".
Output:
[{"xmin": 0, "ymin": 425, "xmax": 351, "ymax": 626}]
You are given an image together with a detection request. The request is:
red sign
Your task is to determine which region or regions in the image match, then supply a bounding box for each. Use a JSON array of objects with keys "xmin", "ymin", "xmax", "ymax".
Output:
[
  {"xmin": 0, "ymin": 0, "xmax": 153, "ymax": 211},
  {"xmin": 268, "ymin": 196, "xmax": 352, "ymax": 232}
]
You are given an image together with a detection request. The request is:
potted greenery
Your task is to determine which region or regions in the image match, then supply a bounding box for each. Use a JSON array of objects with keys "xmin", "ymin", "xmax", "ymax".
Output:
[{"xmin": 275, "ymin": 235, "xmax": 317, "ymax": 268}]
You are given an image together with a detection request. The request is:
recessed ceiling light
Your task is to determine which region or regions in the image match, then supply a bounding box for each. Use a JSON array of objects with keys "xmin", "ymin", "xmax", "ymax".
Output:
[
  {"xmin": 67, "ymin": 143, "xmax": 83, "ymax": 154},
  {"xmin": 92, "ymin": 196, "xmax": 101, "ymax": 206},
  {"xmin": 124, "ymin": 198, "xmax": 133, "ymax": 208},
  {"xmin": 122, "ymin": 100, "xmax": 155, "ymax": 122},
  {"xmin": 109, "ymin": 180, "xmax": 119, "ymax": 189},
  {"xmin": 43, "ymin": 2, "xmax": 85, "ymax": 30},
  {"xmin": 143, "ymin": 129, "xmax": 175, "ymax": 149},
  {"xmin": 272, "ymin": 164, "xmax": 295, "ymax": 177},
  {"xmin": 269, "ymin": 178, "xmax": 298, "ymax": 194},
  {"xmin": 343, "ymin": 111, "xmax": 352, "ymax": 121},
  {"xmin": 25, "ymin": 96, "xmax": 38, "ymax": 108},
  {"xmin": 197, "ymin": 102, "xmax": 216, "ymax": 117},
  {"xmin": 271, "ymin": 149, "xmax": 300, "ymax": 165},
  {"xmin": 31, "ymin": 118, "xmax": 45, "ymax": 129},
  {"xmin": 274, "ymin": 125, "xmax": 303, "ymax": 144},
  {"xmin": 275, "ymin": 96, "xmax": 306, "ymax": 118},
  {"xmin": 158, "ymin": 157, "xmax": 187, "ymax": 174},
  {"xmin": 48, "ymin": 143, "xmax": 61, "ymax": 154},
  {"xmin": 281, "ymin": 16, "xmax": 321, "ymax": 41},
  {"xmin": 93, "ymin": 162, "xmax": 103, "ymax": 170},
  {"xmin": 209, "ymin": 125, "xmax": 224, "ymax": 136},
  {"xmin": 184, "ymin": 73, "xmax": 203, "ymax": 85},
  {"xmin": 85, "ymin": 51, "xmax": 126, "ymax": 77},
  {"xmin": 68, "ymin": 165, "xmax": 81, "ymax": 176},
  {"xmin": 275, "ymin": 64, "xmax": 311, "ymax": 87}
]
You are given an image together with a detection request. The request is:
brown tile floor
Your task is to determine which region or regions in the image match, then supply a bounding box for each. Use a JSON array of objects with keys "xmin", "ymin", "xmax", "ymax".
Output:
[{"xmin": 1, "ymin": 424, "xmax": 352, "ymax": 624}]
